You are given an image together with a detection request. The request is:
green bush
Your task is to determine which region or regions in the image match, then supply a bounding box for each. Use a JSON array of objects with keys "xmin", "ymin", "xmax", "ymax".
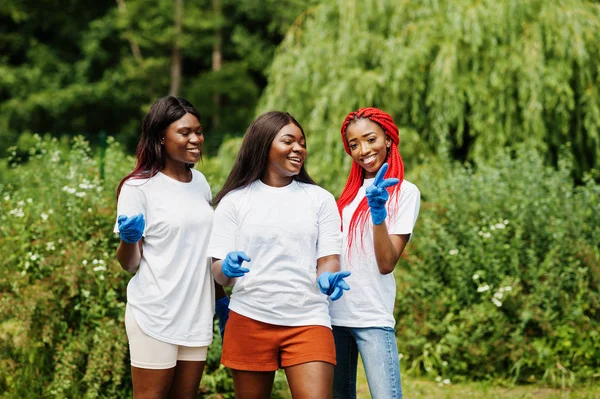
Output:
[{"xmin": 396, "ymin": 147, "xmax": 600, "ymax": 386}]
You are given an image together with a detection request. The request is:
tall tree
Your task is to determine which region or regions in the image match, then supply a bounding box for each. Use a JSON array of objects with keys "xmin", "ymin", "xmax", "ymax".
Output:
[{"xmin": 260, "ymin": 0, "xmax": 600, "ymax": 183}]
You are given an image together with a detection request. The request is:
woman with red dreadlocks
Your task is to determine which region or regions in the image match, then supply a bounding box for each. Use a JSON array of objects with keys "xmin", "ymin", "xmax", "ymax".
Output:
[{"xmin": 329, "ymin": 107, "xmax": 421, "ymax": 399}]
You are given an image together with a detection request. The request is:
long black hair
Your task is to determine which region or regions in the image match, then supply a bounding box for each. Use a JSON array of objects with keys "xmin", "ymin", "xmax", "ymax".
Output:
[
  {"xmin": 213, "ymin": 111, "xmax": 315, "ymax": 206},
  {"xmin": 116, "ymin": 96, "xmax": 201, "ymax": 197}
]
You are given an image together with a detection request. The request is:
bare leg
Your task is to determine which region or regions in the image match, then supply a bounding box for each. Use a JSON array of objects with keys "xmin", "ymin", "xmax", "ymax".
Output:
[
  {"xmin": 168, "ymin": 360, "xmax": 206, "ymax": 399},
  {"xmin": 231, "ymin": 369, "xmax": 276, "ymax": 399},
  {"xmin": 131, "ymin": 366, "xmax": 175, "ymax": 399},
  {"xmin": 285, "ymin": 361, "xmax": 334, "ymax": 399}
]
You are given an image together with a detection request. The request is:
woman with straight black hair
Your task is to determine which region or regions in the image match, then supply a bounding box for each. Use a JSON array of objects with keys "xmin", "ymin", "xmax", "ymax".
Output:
[
  {"xmin": 208, "ymin": 111, "xmax": 351, "ymax": 399},
  {"xmin": 115, "ymin": 96, "xmax": 226, "ymax": 399}
]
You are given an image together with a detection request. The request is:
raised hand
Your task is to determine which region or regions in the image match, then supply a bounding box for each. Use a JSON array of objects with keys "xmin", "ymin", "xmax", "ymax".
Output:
[
  {"xmin": 221, "ymin": 251, "xmax": 251, "ymax": 278},
  {"xmin": 318, "ymin": 271, "xmax": 351, "ymax": 301},
  {"xmin": 117, "ymin": 213, "xmax": 145, "ymax": 243},
  {"xmin": 365, "ymin": 163, "xmax": 399, "ymax": 225}
]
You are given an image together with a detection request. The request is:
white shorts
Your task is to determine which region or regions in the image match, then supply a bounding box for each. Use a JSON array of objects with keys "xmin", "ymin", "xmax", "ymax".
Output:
[{"xmin": 125, "ymin": 303, "xmax": 208, "ymax": 369}]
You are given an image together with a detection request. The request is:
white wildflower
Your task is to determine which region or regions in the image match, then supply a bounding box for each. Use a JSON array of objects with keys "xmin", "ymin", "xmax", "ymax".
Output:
[
  {"xmin": 18, "ymin": 200, "xmax": 24, "ymax": 206},
  {"xmin": 483, "ymin": 232, "xmax": 492, "ymax": 239},
  {"xmin": 477, "ymin": 284, "xmax": 490, "ymax": 293},
  {"xmin": 435, "ymin": 376, "xmax": 442, "ymax": 382},
  {"xmin": 99, "ymin": 275, "xmax": 105, "ymax": 281},
  {"xmin": 472, "ymin": 274, "xmax": 480, "ymax": 280},
  {"xmin": 26, "ymin": 198, "xmax": 32, "ymax": 203},
  {"xmin": 492, "ymin": 297, "xmax": 503, "ymax": 307},
  {"xmin": 442, "ymin": 361, "xmax": 448, "ymax": 366},
  {"xmin": 503, "ymin": 219, "xmax": 509, "ymax": 225},
  {"xmin": 443, "ymin": 379, "xmax": 451, "ymax": 385},
  {"xmin": 490, "ymin": 225, "xmax": 496, "ymax": 230},
  {"xmin": 82, "ymin": 260, "xmax": 88, "ymax": 265},
  {"xmin": 92, "ymin": 259, "xmax": 99, "ymax": 265},
  {"xmin": 75, "ymin": 192, "xmax": 86, "ymax": 198},
  {"xmin": 3, "ymin": 195, "xmax": 9, "ymax": 201},
  {"xmin": 49, "ymin": 209, "xmax": 54, "ymax": 214},
  {"xmin": 494, "ymin": 291, "xmax": 504, "ymax": 300},
  {"xmin": 46, "ymin": 242, "xmax": 55, "ymax": 251},
  {"xmin": 93, "ymin": 266, "xmax": 106, "ymax": 272},
  {"xmin": 41, "ymin": 213, "xmax": 48, "ymax": 221},
  {"xmin": 30, "ymin": 254, "xmax": 38, "ymax": 261},
  {"xmin": 495, "ymin": 223, "xmax": 505, "ymax": 229},
  {"xmin": 449, "ymin": 249, "xmax": 459, "ymax": 256},
  {"xmin": 503, "ymin": 286, "xmax": 512, "ymax": 291}
]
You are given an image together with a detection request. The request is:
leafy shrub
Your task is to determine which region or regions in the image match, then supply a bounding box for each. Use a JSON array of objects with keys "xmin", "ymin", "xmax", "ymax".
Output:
[{"xmin": 396, "ymin": 147, "xmax": 600, "ymax": 386}]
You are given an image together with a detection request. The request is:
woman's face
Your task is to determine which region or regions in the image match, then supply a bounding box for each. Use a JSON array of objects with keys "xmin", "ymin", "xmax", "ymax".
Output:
[
  {"xmin": 162, "ymin": 113, "xmax": 203, "ymax": 168},
  {"xmin": 265, "ymin": 123, "xmax": 307, "ymax": 180},
  {"xmin": 345, "ymin": 118, "xmax": 391, "ymax": 178}
]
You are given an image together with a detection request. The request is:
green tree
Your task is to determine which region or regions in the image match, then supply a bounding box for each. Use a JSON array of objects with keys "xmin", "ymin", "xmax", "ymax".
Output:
[{"xmin": 260, "ymin": 0, "xmax": 600, "ymax": 184}]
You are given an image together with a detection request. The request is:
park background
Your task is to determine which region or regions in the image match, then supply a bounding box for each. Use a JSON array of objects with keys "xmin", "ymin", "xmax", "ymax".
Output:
[{"xmin": 0, "ymin": 0, "xmax": 599, "ymax": 397}]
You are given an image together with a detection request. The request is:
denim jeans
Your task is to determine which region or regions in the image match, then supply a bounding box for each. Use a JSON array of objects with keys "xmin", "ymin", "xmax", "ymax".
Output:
[{"xmin": 332, "ymin": 326, "xmax": 402, "ymax": 399}]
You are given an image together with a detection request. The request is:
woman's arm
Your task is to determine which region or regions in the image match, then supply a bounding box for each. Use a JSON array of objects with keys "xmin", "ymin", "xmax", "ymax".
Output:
[
  {"xmin": 373, "ymin": 222, "xmax": 410, "ymax": 275},
  {"xmin": 211, "ymin": 258, "xmax": 234, "ymax": 286},
  {"xmin": 316, "ymin": 254, "xmax": 341, "ymax": 276},
  {"xmin": 116, "ymin": 240, "xmax": 143, "ymax": 273}
]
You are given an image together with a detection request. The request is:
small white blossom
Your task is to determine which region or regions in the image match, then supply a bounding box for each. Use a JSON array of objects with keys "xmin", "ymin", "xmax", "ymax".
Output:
[
  {"xmin": 490, "ymin": 225, "xmax": 496, "ymax": 230},
  {"xmin": 472, "ymin": 274, "xmax": 480, "ymax": 280},
  {"xmin": 87, "ymin": 208, "xmax": 92, "ymax": 213},
  {"xmin": 46, "ymin": 242, "xmax": 56, "ymax": 251},
  {"xmin": 82, "ymin": 260, "xmax": 88, "ymax": 265},
  {"xmin": 435, "ymin": 376, "xmax": 442, "ymax": 382},
  {"xmin": 492, "ymin": 297, "xmax": 503, "ymax": 307},
  {"xmin": 30, "ymin": 254, "xmax": 38, "ymax": 261},
  {"xmin": 503, "ymin": 219, "xmax": 509, "ymax": 225},
  {"xmin": 398, "ymin": 353, "xmax": 404, "ymax": 359},
  {"xmin": 425, "ymin": 366, "xmax": 431, "ymax": 372},
  {"xmin": 92, "ymin": 259, "xmax": 99, "ymax": 265},
  {"xmin": 26, "ymin": 198, "xmax": 32, "ymax": 203},
  {"xmin": 443, "ymin": 379, "xmax": 451, "ymax": 385},
  {"xmin": 3, "ymin": 195, "xmax": 9, "ymax": 201},
  {"xmin": 442, "ymin": 361, "xmax": 448, "ymax": 366},
  {"xmin": 449, "ymin": 249, "xmax": 459, "ymax": 256},
  {"xmin": 495, "ymin": 223, "xmax": 506, "ymax": 229},
  {"xmin": 18, "ymin": 200, "xmax": 24, "ymax": 206},
  {"xmin": 477, "ymin": 284, "xmax": 490, "ymax": 293},
  {"xmin": 483, "ymin": 232, "xmax": 492, "ymax": 239},
  {"xmin": 75, "ymin": 192, "xmax": 86, "ymax": 198},
  {"xmin": 503, "ymin": 286, "xmax": 512, "ymax": 291},
  {"xmin": 99, "ymin": 275, "xmax": 105, "ymax": 281},
  {"xmin": 62, "ymin": 186, "xmax": 76, "ymax": 194},
  {"xmin": 49, "ymin": 209, "xmax": 54, "ymax": 214},
  {"xmin": 93, "ymin": 266, "xmax": 106, "ymax": 272},
  {"xmin": 494, "ymin": 291, "xmax": 504, "ymax": 300},
  {"xmin": 41, "ymin": 213, "xmax": 48, "ymax": 221}
]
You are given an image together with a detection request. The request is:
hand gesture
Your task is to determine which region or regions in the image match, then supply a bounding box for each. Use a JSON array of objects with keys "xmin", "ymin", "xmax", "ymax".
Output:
[
  {"xmin": 365, "ymin": 163, "xmax": 399, "ymax": 225},
  {"xmin": 117, "ymin": 213, "xmax": 145, "ymax": 243},
  {"xmin": 318, "ymin": 271, "xmax": 351, "ymax": 301},
  {"xmin": 222, "ymin": 251, "xmax": 251, "ymax": 278}
]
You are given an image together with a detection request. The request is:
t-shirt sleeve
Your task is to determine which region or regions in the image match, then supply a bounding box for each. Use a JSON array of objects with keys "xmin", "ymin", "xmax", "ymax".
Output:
[
  {"xmin": 207, "ymin": 195, "xmax": 237, "ymax": 260},
  {"xmin": 316, "ymin": 192, "xmax": 343, "ymax": 259},
  {"xmin": 388, "ymin": 185, "xmax": 421, "ymax": 239},
  {"xmin": 113, "ymin": 183, "xmax": 147, "ymax": 234}
]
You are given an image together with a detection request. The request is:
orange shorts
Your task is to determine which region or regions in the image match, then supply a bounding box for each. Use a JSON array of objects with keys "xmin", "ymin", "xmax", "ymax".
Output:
[{"xmin": 221, "ymin": 310, "xmax": 336, "ymax": 372}]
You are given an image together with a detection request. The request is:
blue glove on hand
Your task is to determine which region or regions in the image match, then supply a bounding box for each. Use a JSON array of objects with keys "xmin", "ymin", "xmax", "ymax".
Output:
[
  {"xmin": 215, "ymin": 296, "xmax": 230, "ymax": 338},
  {"xmin": 117, "ymin": 213, "xmax": 145, "ymax": 243},
  {"xmin": 318, "ymin": 271, "xmax": 351, "ymax": 301},
  {"xmin": 221, "ymin": 251, "xmax": 251, "ymax": 278},
  {"xmin": 365, "ymin": 163, "xmax": 399, "ymax": 225}
]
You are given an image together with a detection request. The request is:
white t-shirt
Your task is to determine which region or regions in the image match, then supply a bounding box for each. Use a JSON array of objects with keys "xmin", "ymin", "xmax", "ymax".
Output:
[
  {"xmin": 208, "ymin": 180, "xmax": 342, "ymax": 328},
  {"xmin": 114, "ymin": 169, "xmax": 215, "ymax": 346},
  {"xmin": 329, "ymin": 178, "xmax": 420, "ymax": 328}
]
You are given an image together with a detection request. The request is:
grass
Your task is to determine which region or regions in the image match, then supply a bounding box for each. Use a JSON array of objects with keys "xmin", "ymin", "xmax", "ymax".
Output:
[{"xmin": 272, "ymin": 359, "xmax": 600, "ymax": 398}]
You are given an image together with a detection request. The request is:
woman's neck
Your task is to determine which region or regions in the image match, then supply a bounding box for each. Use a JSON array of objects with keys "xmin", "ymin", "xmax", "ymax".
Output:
[{"xmin": 161, "ymin": 165, "xmax": 192, "ymax": 182}]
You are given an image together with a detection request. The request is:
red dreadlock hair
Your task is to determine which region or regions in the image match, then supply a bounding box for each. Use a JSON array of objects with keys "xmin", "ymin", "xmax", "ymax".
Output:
[{"xmin": 337, "ymin": 107, "xmax": 405, "ymax": 251}]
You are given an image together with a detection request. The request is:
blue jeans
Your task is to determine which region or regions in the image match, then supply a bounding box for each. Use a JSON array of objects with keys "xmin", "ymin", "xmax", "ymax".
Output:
[{"xmin": 332, "ymin": 326, "xmax": 402, "ymax": 399}]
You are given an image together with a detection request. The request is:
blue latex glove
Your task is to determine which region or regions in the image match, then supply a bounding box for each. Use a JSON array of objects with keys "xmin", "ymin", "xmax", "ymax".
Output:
[
  {"xmin": 365, "ymin": 163, "xmax": 399, "ymax": 225},
  {"xmin": 215, "ymin": 296, "xmax": 230, "ymax": 338},
  {"xmin": 221, "ymin": 251, "xmax": 251, "ymax": 278},
  {"xmin": 318, "ymin": 271, "xmax": 351, "ymax": 301},
  {"xmin": 117, "ymin": 213, "xmax": 145, "ymax": 243}
]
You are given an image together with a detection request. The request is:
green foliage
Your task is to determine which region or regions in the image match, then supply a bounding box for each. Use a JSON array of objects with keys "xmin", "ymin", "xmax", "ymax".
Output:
[
  {"xmin": 396, "ymin": 147, "xmax": 600, "ymax": 385},
  {"xmin": 0, "ymin": 0, "xmax": 318, "ymax": 156},
  {"xmin": 260, "ymin": 0, "xmax": 600, "ymax": 182},
  {"xmin": 0, "ymin": 135, "xmax": 235, "ymax": 397}
]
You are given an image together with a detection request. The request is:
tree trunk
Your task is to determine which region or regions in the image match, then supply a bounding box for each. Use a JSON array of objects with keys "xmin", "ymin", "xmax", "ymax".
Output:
[
  {"xmin": 115, "ymin": 0, "xmax": 143, "ymax": 64},
  {"xmin": 212, "ymin": 0, "xmax": 222, "ymax": 130},
  {"xmin": 169, "ymin": 0, "xmax": 183, "ymax": 96}
]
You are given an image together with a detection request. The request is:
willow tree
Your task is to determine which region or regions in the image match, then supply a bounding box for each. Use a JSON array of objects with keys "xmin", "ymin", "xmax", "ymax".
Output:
[{"xmin": 259, "ymin": 0, "xmax": 600, "ymax": 187}]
